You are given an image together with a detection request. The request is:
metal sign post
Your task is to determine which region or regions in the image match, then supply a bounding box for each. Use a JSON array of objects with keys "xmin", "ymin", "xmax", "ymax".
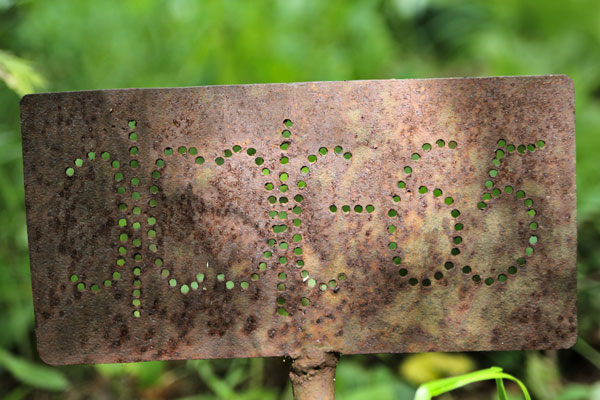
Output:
[{"xmin": 21, "ymin": 76, "xmax": 576, "ymax": 399}]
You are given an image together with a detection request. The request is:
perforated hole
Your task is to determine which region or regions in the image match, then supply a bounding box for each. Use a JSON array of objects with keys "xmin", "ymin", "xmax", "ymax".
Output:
[{"xmin": 277, "ymin": 308, "xmax": 290, "ymax": 317}]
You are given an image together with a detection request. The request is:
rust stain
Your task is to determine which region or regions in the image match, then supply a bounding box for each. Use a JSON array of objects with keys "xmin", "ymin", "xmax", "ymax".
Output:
[{"xmin": 20, "ymin": 76, "xmax": 577, "ymax": 366}]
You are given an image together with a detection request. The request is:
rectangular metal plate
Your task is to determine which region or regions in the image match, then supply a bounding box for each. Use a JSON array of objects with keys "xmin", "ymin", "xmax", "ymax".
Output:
[{"xmin": 21, "ymin": 76, "xmax": 577, "ymax": 365}]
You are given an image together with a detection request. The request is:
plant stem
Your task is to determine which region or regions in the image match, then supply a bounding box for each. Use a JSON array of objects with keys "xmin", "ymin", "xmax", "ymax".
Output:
[{"xmin": 573, "ymin": 337, "xmax": 600, "ymax": 370}]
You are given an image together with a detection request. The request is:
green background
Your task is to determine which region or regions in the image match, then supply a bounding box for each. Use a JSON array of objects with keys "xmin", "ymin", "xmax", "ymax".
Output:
[{"xmin": 1, "ymin": 0, "xmax": 599, "ymax": 398}]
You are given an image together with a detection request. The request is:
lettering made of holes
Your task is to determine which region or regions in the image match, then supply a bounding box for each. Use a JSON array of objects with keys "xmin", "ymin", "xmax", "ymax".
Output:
[{"xmin": 64, "ymin": 119, "xmax": 544, "ymax": 317}]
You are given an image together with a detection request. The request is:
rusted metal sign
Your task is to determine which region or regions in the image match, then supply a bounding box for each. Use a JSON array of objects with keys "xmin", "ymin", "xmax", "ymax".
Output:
[{"xmin": 21, "ymin": 76, "xmax": 576, "ymax": 395}]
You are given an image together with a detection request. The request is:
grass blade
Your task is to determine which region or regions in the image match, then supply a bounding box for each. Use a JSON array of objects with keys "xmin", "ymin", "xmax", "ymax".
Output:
[{"xmin": 414, "ymin": 366, "xmax": 531, "ymax": 400}]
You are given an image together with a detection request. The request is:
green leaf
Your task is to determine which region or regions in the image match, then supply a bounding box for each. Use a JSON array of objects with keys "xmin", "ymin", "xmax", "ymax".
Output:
[
  {"xmin": 414, "ymin": 366, "xmax": 531, "ymax": 400},
  {"xmin": 0, "ymin": 348, "xmax": 69, "ymax": 391},
  {"xmin": 496, "ymin": 377, "xmax": 508, "ymax": 400},
  {"xmin": 0, "ymin": 49, "xmax": 45, "ymax": 96}
]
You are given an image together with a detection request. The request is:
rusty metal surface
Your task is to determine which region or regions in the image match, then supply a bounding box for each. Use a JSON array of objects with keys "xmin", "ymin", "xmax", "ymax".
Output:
[{"xmin": 21, "ymin": 76, "xmax": 577, "ymax": 366}]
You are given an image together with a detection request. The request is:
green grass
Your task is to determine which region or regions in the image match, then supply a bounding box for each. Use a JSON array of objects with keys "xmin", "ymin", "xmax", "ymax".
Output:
[{"xmin": 415, "ymin": 367, "xmax": 530, "ymax": 400}]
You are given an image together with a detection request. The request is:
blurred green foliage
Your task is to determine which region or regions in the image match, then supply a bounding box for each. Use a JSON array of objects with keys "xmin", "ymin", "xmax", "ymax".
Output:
[
  {"xmin": 399, "ymin": 353, "xmax": 476, "ymax": 385},
  {"xmin": 0, "ymin": 0, "xmax": 599, "ymax": 399}
]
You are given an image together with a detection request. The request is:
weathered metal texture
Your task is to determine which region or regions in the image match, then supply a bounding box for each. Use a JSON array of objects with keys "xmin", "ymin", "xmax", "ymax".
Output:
[{"xmin": 21, "ymin": 76, "xmax": 577, "ymax": 366}]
